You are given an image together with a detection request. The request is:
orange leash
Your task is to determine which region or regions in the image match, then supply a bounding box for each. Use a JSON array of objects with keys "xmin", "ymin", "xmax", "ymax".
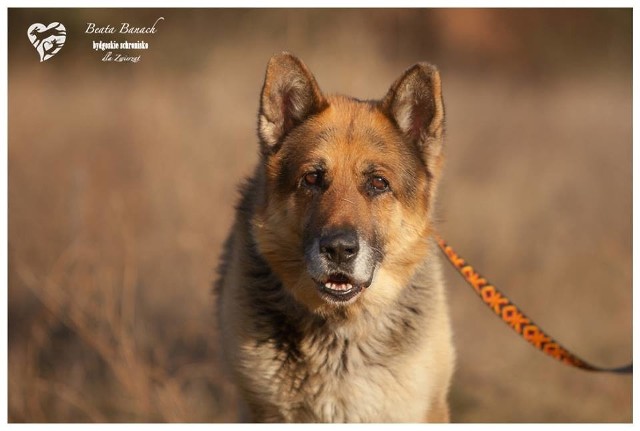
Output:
[{"xmin": 435, "ymin": 235, "xmax": 632, "ymax": 374}]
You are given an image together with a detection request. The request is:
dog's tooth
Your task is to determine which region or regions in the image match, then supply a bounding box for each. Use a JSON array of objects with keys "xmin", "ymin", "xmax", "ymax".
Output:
[{"xmin": 323, "ymin": 281, "xmax": 358, "ymax": 292}]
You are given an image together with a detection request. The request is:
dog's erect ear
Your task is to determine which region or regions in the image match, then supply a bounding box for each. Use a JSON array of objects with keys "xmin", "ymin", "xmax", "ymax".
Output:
[
  {"xmin": 381, "ymin": 63, "xmax": 445, "ymax": 165},
  {"xmin": 258, "ymin": 53, "xmax": 327, "ymax": 152}
]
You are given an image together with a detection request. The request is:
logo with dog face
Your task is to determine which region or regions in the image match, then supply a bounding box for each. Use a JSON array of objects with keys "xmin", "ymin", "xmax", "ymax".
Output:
[
  {"xmin": 27, "ymin": 22, "xmax": 66, "ymax": 62},
  {"xmin": 252, "ymin": 54, "xmax": 445, "ymax": 314}
]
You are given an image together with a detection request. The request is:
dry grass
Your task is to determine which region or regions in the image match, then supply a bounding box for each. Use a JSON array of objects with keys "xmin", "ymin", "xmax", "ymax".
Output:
[{"xmin": 8, "ymin": 8, "xmax": 632, "ymax": 422}]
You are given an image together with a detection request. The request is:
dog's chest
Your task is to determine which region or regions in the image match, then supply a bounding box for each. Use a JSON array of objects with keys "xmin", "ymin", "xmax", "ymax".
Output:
[{"xmin": 245, "ymin": 326, "xmax": 431, "ymax": 422}]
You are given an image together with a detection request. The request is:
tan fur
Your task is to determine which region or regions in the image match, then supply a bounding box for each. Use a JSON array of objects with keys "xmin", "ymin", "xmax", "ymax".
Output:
[{"xmin": 216, "ymin": 53, "xmax": 455, "ymax": 423}]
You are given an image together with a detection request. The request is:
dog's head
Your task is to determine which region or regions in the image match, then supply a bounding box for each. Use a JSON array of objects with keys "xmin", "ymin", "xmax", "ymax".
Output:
[{"xmin": 251, "ymin": 53, "xmax": 445, "ymax": 315}]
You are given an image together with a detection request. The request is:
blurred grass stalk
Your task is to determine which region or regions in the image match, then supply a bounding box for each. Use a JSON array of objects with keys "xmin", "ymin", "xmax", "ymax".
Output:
[{"xmin": 14, "ymin": 205, "xmax": 188, "ymax": 421}]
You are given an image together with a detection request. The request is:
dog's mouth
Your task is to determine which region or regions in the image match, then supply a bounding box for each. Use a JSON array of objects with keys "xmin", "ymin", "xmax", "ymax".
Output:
[{"xmin": 315, "ymin": 273, "xmax": 366, "ymax": 304}]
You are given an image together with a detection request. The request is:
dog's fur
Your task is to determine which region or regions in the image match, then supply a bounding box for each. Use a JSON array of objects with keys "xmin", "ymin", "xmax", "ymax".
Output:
[{"xmin": 216, "ymin": 53, "xmax": 455, "ymax": 423}]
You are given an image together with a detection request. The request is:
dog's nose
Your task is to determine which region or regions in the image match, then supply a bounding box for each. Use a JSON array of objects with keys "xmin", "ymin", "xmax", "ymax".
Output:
[{"xmin": 319, "ymin": 229, "xmax": 359, "ymax": 264}]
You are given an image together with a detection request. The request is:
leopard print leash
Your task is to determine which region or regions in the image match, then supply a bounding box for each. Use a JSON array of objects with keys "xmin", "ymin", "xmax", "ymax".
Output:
[{"xmin": 435, "ymin": 235, "xmax": 632, "ymax": 374}]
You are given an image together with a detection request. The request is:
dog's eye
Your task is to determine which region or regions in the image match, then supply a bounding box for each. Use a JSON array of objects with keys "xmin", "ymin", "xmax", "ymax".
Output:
[
  {"xmin": 369, "ymin": 176, "xmax": 389, "ymax": 193},
  {"xmin": 303, "ymin": 172, "xmax": 322, "ymax": 187}
]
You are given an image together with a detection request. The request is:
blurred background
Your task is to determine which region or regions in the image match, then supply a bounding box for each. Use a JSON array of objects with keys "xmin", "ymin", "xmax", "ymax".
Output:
[{"xmin": 8, "ymin": 8, "xmax": 631, "ymax": 423}]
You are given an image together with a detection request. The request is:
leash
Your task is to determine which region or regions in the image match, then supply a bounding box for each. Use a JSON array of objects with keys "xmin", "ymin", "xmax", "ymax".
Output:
[{"xmin": 435, "ymin": 234, "xmax": 632, "ymax": 374}]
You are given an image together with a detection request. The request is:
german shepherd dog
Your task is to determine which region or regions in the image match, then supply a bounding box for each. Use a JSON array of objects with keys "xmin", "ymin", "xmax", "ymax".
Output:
[{"xmin": 216, "ymin": 53, "xmax": 454, "ymax": 423}]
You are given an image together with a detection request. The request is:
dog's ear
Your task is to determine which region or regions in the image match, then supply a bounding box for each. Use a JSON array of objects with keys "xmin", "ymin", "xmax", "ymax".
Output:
[
  {"xmin": 381, "ymin": 63, "xmax": 445, "ymax": 166},
  {"xmin": 258, "ymin": 52, "xmax": 327, "ymax": 152}
]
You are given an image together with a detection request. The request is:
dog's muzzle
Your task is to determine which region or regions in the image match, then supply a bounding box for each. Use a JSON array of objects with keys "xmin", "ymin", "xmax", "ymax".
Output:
[{"xmin": 305, "ymin": 227, "xmax": 377, "ymax": 304}]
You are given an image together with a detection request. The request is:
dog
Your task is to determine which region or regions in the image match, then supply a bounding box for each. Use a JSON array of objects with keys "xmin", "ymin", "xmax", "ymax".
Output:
[{"xmin": 216, "ymin": 52, "xmax": 455, "ymax": 423}]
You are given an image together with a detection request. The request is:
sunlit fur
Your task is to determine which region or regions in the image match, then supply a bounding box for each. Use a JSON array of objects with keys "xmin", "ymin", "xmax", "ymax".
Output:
[{"xmin": 253, "ymin": 96, "xmax": 437, "ymax": 317}]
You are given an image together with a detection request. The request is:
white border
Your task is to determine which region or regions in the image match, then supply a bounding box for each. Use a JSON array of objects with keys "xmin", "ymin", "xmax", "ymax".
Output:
[
  {"xmin": 2, "ymin": 4, "xmax": 8, "ymax": 428},
  {"xmin": 632, "ymin": 5, "xmax": 638, "ymax": 427},
  {"xmin": 2, "ymin": 1, "xmax": 639, "ymax": 7}
]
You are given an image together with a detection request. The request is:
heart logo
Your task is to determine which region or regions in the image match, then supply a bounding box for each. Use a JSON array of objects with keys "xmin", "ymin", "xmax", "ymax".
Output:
[{"xmin": 27, "ymin": 22, "xmax": 66, "ymax": 62}]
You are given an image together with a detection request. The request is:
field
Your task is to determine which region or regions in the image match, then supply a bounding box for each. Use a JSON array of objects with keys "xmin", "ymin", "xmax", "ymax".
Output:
[{"xmin": 8, "ymin": 9, "xmax": 632, "ymax": 422}]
